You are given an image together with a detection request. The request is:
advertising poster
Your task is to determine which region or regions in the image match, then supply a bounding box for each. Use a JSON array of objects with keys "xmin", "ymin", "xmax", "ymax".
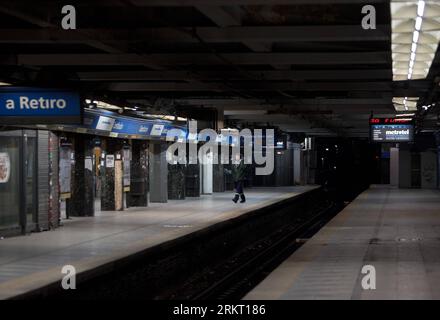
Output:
[
  {"xmin": 96, "ymin": 116, "xmax": 115, "ymax": 131},
  {"xmin": 0, "ymin": 152, "xmax": 11, "ymax": 183},
  {"xmin": 59, "ymin": 146, "xmax": 72, "ymax": 198},
  {"xmin": 85, "ymin": 156, "xmax": 93, "ymax": 171},
  {"xmin": 106, "ymin": 154, "xmax": 115, "ymax": 168},
  {"xmin": 150, "ymin": 124, "xmax": 165, "ymax": 136}
]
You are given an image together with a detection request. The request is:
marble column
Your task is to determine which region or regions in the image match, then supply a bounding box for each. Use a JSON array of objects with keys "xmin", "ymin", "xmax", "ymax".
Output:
[
  {"xmin": 67, "ymin": 136, "xmax": 94, "ymax": 217},
  {"xmin": 185, "ymin": 164, "xmax": 200, "ymax": 197},
  {"xmin": 168, "ymin": 163, "xmax": 186, "ymax": 200},
  {"xmin": 127, "ymin": 140, "xmax": 149, "ymax": 207},
  {"xmin": 213, "ymin": 164, "xmax": 225, "ymax": 192},
  {"xmin": 101, "ymin": 139, "xmax": 124, "ymax": 211},
  {"xmin": 48, "ymin": 132, "xmax": 60, "ymax": 227}
]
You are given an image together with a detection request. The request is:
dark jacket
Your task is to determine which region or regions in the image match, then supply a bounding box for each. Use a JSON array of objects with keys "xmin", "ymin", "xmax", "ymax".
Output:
[{"xmin": 231, "ymin": 160, "xmax": 248, "ymax": 181}]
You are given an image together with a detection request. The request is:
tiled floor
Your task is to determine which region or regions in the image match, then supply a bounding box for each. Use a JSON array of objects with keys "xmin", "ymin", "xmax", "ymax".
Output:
[
  {"xmin": 0, "ymin": 186, "xmax": 317, "ymax": 299},
  {"xmin": 245, "ymin": 185, "xmax": 440, "ymax": 300}
]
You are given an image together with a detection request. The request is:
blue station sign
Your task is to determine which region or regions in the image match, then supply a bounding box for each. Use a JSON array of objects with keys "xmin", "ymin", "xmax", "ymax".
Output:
[
  {"xmin": 0, "ymin": 87, "xmax": 82, "ymax": 124},
  {"xmin": 65, "ymin": 109, "xmax": 187, "ymax": 141}
]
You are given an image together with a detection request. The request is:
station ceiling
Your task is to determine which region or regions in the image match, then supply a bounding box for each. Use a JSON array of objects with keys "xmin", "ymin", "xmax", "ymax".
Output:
[{"xmin": 0, "ymin": 0, "xmax": 439, "ymax": 137}]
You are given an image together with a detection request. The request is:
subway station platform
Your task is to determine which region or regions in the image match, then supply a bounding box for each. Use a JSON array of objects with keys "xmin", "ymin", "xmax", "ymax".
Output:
[
  {"xmin": 245, "ymin": 185, "xmax": 440, "ymax": 300},
  {"xmin": 0, "ymin": 186, "xmax": 317, "ymax": 299}
]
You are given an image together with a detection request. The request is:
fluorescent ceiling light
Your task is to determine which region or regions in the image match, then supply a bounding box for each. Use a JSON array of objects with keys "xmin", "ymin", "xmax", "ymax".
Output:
[
  {"xmin": 391, "ymin": 1, "xmax": 440, "ymax": 81},
  {"xmin": 95, "ymin": 100, "xmax": 123, "ymax": 110},
  {"xmin": 417, "ymin": 0, "xmax": 425, "ymax": 17},
  {"xmin": 396, "ymin": 113, "xmax": 415, "ymax": 117},
  {"xmin": 224, "ymin": 110, "xmax": 268, "ymax": 116},
  {"xmin": 413, "ymin": 30, "xmax": 420, "ymax": 42},
  {"xmin": 393, "ymin": 96, "xmax": 419, "ymax": 111},
  {"xmin": 415, "ymin": 16, "xmax": 423, "ymax": 30},
  {"xmin": 142, "ymin": 114, "xmax": 187, "ymax": 122},
  {"xmin": 411, "ymin": 42, "xmax": 417, "ymax": 52},
  {"xmin": 0, "ymin": 82, "xmax": 12, "ymax": 86}
]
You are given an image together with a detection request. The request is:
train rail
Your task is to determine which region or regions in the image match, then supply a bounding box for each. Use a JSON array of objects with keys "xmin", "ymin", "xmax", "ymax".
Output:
[{"xmin": 173, "ymin": 201, "xmax": 343, "ymax": 300}]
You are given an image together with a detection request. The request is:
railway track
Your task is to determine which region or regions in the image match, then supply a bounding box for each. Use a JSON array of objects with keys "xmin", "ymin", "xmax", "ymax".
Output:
[{"xmin": 185, "ymin": 201, "xmax": 343, "ymax": 300}]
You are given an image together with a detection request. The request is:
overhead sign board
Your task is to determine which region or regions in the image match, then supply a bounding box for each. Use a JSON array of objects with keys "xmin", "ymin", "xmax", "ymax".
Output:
[
  {"xmin": 370, "ymin": 118, "xmax": 414, "ymax": 142},
  {"xmin": 0, "ymin": 87, "xmax": 82, "ymax": 124},
  {"xmin": 60, "ymin": 109, "xmax": 187, "ymax": 140},
  {"xmin": 369, "ymin": 117, "xmax": 413, "ymax": 125}
]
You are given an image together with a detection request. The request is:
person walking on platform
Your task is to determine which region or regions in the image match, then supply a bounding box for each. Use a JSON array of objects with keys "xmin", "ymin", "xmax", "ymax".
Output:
[{"xmin": 231, "ymin": 158, "xmax": 248, "ymax": 203}]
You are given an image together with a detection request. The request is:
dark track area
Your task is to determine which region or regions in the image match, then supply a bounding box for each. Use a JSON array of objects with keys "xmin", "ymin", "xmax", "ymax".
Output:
[{"xmin": 182, "ymin": 198, "xmax": 342, "ymax": 300}]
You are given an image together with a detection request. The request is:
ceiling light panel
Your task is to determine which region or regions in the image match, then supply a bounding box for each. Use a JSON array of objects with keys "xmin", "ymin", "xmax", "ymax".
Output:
[{"xmin": 391, "ymin": 1, "xmax": 440, "ymax": 81}]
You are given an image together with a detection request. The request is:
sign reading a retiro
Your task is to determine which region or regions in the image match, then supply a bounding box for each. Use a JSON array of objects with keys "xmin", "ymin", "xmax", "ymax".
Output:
[{"xmin": 0, "ymin": 87, "xmax": 82, "ymax": 124}]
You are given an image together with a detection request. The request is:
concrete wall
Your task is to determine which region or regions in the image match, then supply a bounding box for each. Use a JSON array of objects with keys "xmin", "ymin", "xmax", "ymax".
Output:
[{"xmin": 396, "ymin": 148, "xmax": 438, "ymax": 189}]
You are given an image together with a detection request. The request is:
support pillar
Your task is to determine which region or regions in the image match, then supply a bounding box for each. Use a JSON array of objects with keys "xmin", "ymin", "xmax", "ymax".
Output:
[
  {"xmin": 421, "ymin": 151, "xmax": 437, "ymax": 189},
  {"xmin": 213, "ymin": 164, "xmax": 225, "ymax": 192},
  {"xmin": 213, "ymin": 108, "xmax": 225, "ymax": 192},
  {"xmin": 37, "ymin": 130, "xmax": 50, "ymax": 229},
  {"xmin": 435, "ymin": 132, "xmax": 440, "ymax": 189},
  {"xmin": 48, "ymin": 132, "xmax": 60, "ymax": 228},
  {"xmin": 185, "ymin": 164, "xmax": 201, "ymax": 197},
  {"xmin": 67, "ymin": 136, "xmax": 94, "ymax": 217},
  {"xmin": 168, "ymin": 163, "xmax": 186, "ymax": 199},
  {"xmin": 293, "ymin": 143, "xmax": 303, "ymax": 185},
  {"xmin": 149, "ymin": 142, "xmax": 168, "ymax": 203},
  {"xmin": 101, "ymin": 140, "xmax": 124, "ymax": 211},
  {"xmin": 127, "ymin": 140, "xmax": 149, "ymax": 207},
  {"xmin": 390, "ymin": 147, "xmax": 399, "ymax": 187}
]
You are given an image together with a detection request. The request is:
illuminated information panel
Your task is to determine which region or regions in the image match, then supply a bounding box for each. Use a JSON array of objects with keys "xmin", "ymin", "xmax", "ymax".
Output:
[{"xmin": 370, "ymin": 118, "xmax": 414, "ymax": 142}]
